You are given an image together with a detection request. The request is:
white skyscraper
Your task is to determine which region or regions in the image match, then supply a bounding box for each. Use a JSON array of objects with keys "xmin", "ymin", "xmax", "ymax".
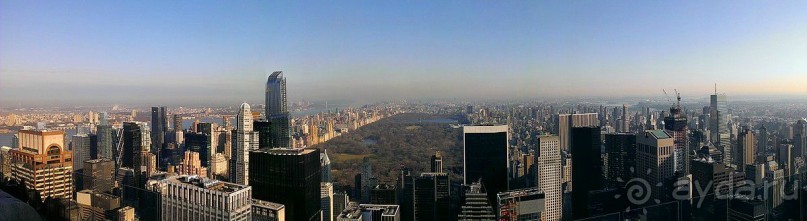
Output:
[
  {"xmin": 321, "ymin": 182, "xmax": 334, "ymax": 221},
  {"xmin": 537, "ymin": 135, "xmax": 562, "ymax": 221},
  {"xmin": 230, "ymin": 103, "xmax": 254, "ymax": 185}
]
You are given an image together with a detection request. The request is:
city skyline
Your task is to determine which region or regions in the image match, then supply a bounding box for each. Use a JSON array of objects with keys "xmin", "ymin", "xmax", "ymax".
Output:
[{"xmin": 2, "ymin": 1, "xmax": 807, "ymax": 106}]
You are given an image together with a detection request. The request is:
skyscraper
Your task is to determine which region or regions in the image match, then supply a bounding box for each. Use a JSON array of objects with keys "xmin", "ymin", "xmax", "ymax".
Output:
[
  {"xmin": 150, "ymin": 175, "xmax": 252, "ymax": 221},
  {"xmin": 72, "ymin": 134, "xmax": 92, "ymax": 171},
  {"xmin": 710, "ymin": 92, "xmax": 730, "ymax": 164},
  {"xmin": 184, "ymin": 132, "xmax": 212, "ymax": 167},
  {"xmin": 430, "ymin": 151, "xmax": 443, "ymax": 173},
  {"xmin": 664, "ymin": 94, "xmax": 689, "ymax": 175},
  {"xmin": 321, "ymin": 182, "xmax": 334, "ymax": 221},
  {"xmin": 321, "ymin": 149, "xmax": 332, "ymax": 183},
  {"xmin": 738, "ymin": 127, "xmax": 756, "ymax": 168},
  {"xmin": 10, "ymin": 130, "xmax": 74, "ymax": 199},
  {"xmin": 463, "ymin": 125, "xmax": 509, "ymax": 205},
  {"xmin": 151, "ymin": 106, "xmax": 167, "ymax": 168},
  {"xmin": 250, "ymin": 148, "xmax": 322, "ymax": 221},
  {"xmin": 556, "ymin": 113, "xmax": 598, "ymax": 152},
  {"xmin": 96, "ymin": 124, "xmax": 114, "ymax": 160},
  {"xmin": 621, "ymin": 104, "xmax": 629, "ymax": 133},
  {"xmin": 266, "ymin": 71, "xmax": 292, "ymax": 148},
  {"xmin": 794, "ymin": 119, "xmax": 807, "ymax": 159},
  {"xmin": 413, "ymin": 172, "xmax": 451, "ymax": 221},
  {"xmin": 636, "ymin": 130, "xmax": 675, "ymax": 203},
  {"xmin": 536, "ymin": 135, "xmax": 562, "ymax": 221},
  {"xmin": 83, "ymin": 158, "xmax": 115, "ymax": 193},
  {"xmin": 570, "ymin": 127, "xmax": 603, "ymax": 219},
  {"xmin": 230, "ymin": 103, "xmax": 255, "ymax": 185},
  {"xmin": 457, "ymin": 182, "xmax": 495, "ymax": 221},
  {"xmin": 604, "ymin": 133, "xmax": 637, "ymax": 189}
]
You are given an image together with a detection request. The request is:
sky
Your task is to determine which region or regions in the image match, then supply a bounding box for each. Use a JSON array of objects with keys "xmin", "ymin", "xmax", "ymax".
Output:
[{"xmin": 1, "ymin": 1, "xmax": 806, "ymax": 106}]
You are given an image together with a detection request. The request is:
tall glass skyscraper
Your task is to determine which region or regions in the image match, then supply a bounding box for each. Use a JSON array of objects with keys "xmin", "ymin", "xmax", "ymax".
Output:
[
  {"xmin": 151, "ymin": 106, "xmax": 167, "ymax": 168},
  {"xmin": 710, "ymin": 93, "xmax": 730, "ymax": 164},
  {"xmin": 265, "ymin": 71, "xmax": 291, "ymax": 148},
  {"xmin": 230, "ymin": 103, "xmax": 254, "ymax": 185}
]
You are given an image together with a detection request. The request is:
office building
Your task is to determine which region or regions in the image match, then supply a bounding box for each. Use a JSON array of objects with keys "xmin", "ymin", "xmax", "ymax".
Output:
[
  {"xmin": 151, "ymin": 106, "xmax": 167, "ymax": 168},
  {"xmin": 184, "ymin": 132, "xmax": 212, "ymax": 167},
  {"xmin": 176, "ymin": 151, "xmax": 208, "ymax": 178},
  {"xmin": 727, "ymin": 197, "xmax": 767, "ymax": 221},
  {"xmin": 361, "ymin": 157, "xmax": 376, "ymax": 203},
  {"xmin": 83, "ymin": 158, "xmax": 115, "ymax": 193},
  {"xmin": 254, "ymin": 120, "xmax": 273, "ymax": 148},
  {"xmin": 230, "ymin": 103, "xmax": 256, "ymax": 185},
  {"xmin": 322, "ymin": 182, "xmax": 334, "ymax": 221},
  {"xmin": 536, "ymin": 135, "xmax": 562, "ymax": 221},
  {"xmin": 370, "ymin": 184, "xmax": 397, "ymax": 205},
  {"xmin": 321, "ymin": 149, "xmax": 332, "ymax": 182},
  {"xmin": 96, "ymin": 124, "xmax": 115, "ymax": 160},
  {"xmin": 253, "ymin": 199, "xmax": 286, "ymax": 221},
  {"xmin": 72, "ymin": 134, "xmax": 92, "ymax": 171},
  {"xmin": 620, "ymin": 104, "xmax": 630, "ymax": 133},
  {"xmin": 497, "ymin": 188, "xmax": 545, "ymax": 221},
  {"xmin": 738, "ymin": 127, "xmax": 756, "ymax": 168},
  {"xmin": 150, "ymin": 175, "xmax": 252, "ymax": 221},
  {"xmin": 431, "ymin": 151, "xmax": 443, "ymax": 173},
  {"xmin": 250, "ymin": 148, "xmax": 322, "ymax": 221},
  {"xmin": 605, "ymin": 133, "xmax": 637, "ymax": 189},
  {"xmin": 333, "ymin": 192, "xmax": 349, "ymax": 220},
  {"xmin": 793, "ymin": 119, "xmax": 806, "ymax": 158},
  {"xmin": 266, "ymin": 71, "xmax": 292, "ymax": 148},
  {"xmin": 636, "ymin": 130, "xmax": 675, "ymax": 203},
  {"xmin": 556, "ymin": 113, "xmax": 598, "ymax": 151},
  {"xmin": 10, "ymin": 130, "xmax": 73, "ymax": 199},
  {"xmin": 570, "ymin": 126, "xmax": 602, "ymax": 219},
  {"xmin": 413, "ymin": 172, "xmax": 450, "ymax": 221},
  {"xmin": 710, "ymin": 92, "xmax": 731, "ymax": 164},
  {"xmin": 690, "ymin": 157, "xmax": 746, "ymax": 220},
  {"xmin": 457, "ymin": 182, "xmax": 495, "ymax": 221},
  {"xmin": 463, "ymin": 125, "xmax": 509, "ymax": 205},
  {"xmin": 664, "ymin": 96, "xmax": 689, "ymax": 175}
]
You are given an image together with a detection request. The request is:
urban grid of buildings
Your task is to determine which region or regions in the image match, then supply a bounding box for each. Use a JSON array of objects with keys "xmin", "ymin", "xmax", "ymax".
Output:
[{"xmin": 1, "ymin": 72, "xmax": 807, "ymax": 221}]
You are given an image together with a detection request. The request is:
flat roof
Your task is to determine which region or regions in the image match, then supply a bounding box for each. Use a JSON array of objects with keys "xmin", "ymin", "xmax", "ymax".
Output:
[{"xmin": 463, "ymin": 125, "xmax": 508, "ymax": 134}]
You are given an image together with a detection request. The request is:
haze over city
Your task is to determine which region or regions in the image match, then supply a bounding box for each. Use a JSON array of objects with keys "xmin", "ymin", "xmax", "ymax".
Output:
[{"xmin": 1, "ymin": 1, "xmax": 806, "ymax": 106}]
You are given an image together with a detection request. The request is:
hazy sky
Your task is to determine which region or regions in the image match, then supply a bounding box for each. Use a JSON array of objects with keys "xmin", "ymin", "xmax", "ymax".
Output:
[{"xmin": 1, "ymin": 1, "xmax": 806, "ymax": 106}]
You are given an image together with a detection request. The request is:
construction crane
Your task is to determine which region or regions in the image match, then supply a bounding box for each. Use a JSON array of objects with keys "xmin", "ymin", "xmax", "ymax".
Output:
[{"xmin": 662, "ymin": 89, "xmax": 673, "ymax": 106}]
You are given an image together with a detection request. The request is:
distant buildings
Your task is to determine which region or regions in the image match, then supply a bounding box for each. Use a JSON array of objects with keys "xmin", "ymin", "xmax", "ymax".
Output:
[
  {"xmin": 710, "ymin": 92, "xmax": 730, "ymax": 164},
  {"xmin": 10, "ymin": 130, "xmax": 73, "ymax": 199},
  {"xmin": 463, "ymin": 125, "xmax": 509, "ymax": 205},
  {"xmin": 151, "ymin": 106, "xmax": 167, "ymax": 168}
]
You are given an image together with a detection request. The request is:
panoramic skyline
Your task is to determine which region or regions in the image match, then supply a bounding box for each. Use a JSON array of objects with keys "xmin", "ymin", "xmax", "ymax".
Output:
[{"xmin": 2, "ymin": 1, "xmax": 806, "ymax": 106}]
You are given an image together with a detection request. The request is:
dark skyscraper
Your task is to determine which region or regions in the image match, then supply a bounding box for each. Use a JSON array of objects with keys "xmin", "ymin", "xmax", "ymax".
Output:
[
  {"xmin": 122, "ymin": 122, "xmax": 145, "ymax": 190},
  {"xmin": 184, "ymin": 132, "xmax": 211, "ymax": 167},
  {"xmin": 664, "ymin": 94, "xmax": 689, "ymax": 176},
  {"xmin": 151, "ymin": 106, "xmax": 167, "ymax": 168},
  {"xmin": 570, "ymin": 126, "xmax": 603, "ymax": 219},
  {"xmin": 265, "ymin": 71, "xmax": 291, "ymax": 148},
  {"xmin": 605, "ymin": 133, "xmax": 637, "ymax": 189},
  {"xmin": 254, "ymin": 120, "xmax": 272, "ymax": 149},
  {"xmin": 463, "ymin": 125, "xmax": 509, "ymax": 205},
  {"xmin": 250, "ymin": 148, "xmax": 321, "ymax": 221},
  {"xmin": 413, "ymin": 172, "xmax": 451, "ymax": 221}
]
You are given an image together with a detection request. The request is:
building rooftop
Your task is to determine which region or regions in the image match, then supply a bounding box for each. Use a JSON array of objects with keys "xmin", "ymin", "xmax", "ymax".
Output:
[
  {"xmin": 252, "ymin": 199, "xmax": 285, "ymax": 210},
  {"xmin": 164, "ymin": 175, "xmax": 248, "ymax": 193},
  {"xmin": 646, "ymin": 130, "xmax": 672, "ymax": 139},
  {"xmin": 253, "ymin": 147, "xmax": 316, "ymax": 155}
]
